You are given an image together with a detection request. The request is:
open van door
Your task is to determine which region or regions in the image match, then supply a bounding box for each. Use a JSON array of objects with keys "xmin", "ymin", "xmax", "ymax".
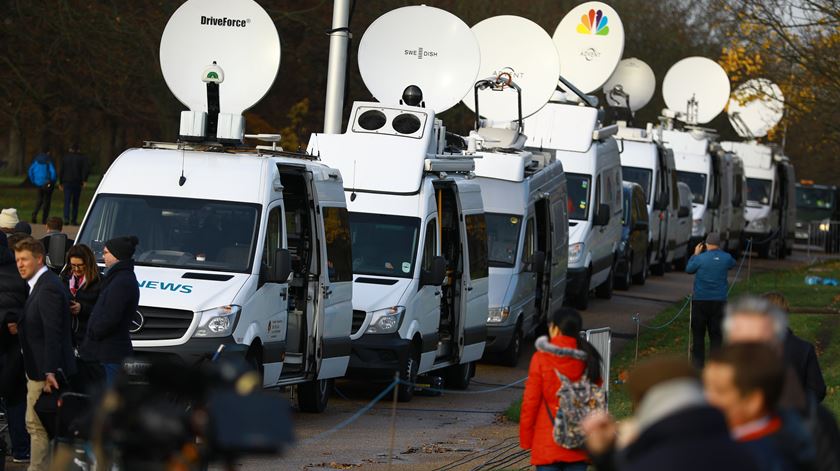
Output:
[
  {"xmin": 456, "ymin": 181, "xmax": 488, "ymax": 364},
  {"xmin": 318, "ymin": 204, "xmax": 353, "ymax": 379}
]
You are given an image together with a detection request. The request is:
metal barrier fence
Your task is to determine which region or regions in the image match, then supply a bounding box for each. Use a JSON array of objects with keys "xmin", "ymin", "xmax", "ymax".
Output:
[
  {"xmin": 585, "ymin": 327, "xmax": 611, "ymax": 398},
  {"xmin": 799, "ymin": 221, "xmax": 840, "ymax": 257}
]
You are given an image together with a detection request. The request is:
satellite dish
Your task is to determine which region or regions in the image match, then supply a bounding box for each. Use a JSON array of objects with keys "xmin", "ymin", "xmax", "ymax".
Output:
[
  {"xmin": 553, "ymin": 1, "xmax": 625, "ymax": 94},
  {"xmin": 602, "ymin": 58, "xmax": 655, "ymax": 112},
  {"xmin": 727, "ymin": 78, "xmax": 785, "ymax": 138},
  {"xmin": 461, "ymin": 16, "xmax": 560, "ymax": 122},
  {"xmin": 159, "ymin": 0, "xmax": 281, "ymax": 115},
  {"xmin": 662, "ymin": 57, "xmax": 730, "ymax": 124},
  {"xmin": 357, "ymin": 5, "xmax": 479, "ymax": 114}
]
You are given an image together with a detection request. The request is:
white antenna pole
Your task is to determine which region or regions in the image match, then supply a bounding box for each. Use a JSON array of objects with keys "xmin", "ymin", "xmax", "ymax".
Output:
[{"xmin": 323, "ymin": 0, "xmax": 352, "ymax": 134}]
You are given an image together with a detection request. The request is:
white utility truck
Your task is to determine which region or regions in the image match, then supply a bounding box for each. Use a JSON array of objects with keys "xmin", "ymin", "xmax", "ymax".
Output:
[
  {"xmin": 309, "ymin": 6, "xmax": 489, "ymax": 401},
  {"xmin": 75, "ymin": 0, "xmax": 354, "ymax": 412}
]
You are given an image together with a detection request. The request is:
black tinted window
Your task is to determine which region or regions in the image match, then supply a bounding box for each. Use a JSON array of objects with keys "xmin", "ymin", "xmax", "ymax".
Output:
[
  {"xmin": 324, "ymin": 207, "xmax": 353, "ymax": 282},
  {"xmin": 465, "ymin": 214, "xmax": 488, "ymax": 279}
]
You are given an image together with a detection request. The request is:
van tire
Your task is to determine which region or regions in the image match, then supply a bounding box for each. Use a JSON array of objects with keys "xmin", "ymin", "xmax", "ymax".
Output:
[
  {"xmin": 650, "ymin": 255, "xmax": 666, "ymax": 276},
  {"xmin": 501, "ymin": 324, "xmax": 523, "ymax": 367},
  {"xmin": 633, "ymin": 256, "xmax": 647, "ymax": 285},
  {"xmin": 615, "ymin": 258, "xmax": 631, "ymax": 290},
  {"xmin": 595, "ymin": 264, "xmax": 614, "ymax": 299},
  {"xmin": 572, "ymin": 269, "xmax": 591, "ymax": 311},
  {"xmin": 673, "ymin": 252, "xmax": 688, "ymax": 271},
  {"xmin": 445, "ymin": 361, "xmax": 473, "ymax": 390},
  {"xmin": 297, "ymin": 378, "xmax": 332, "ymax": 413},
  {"xmin": 397, "ymin": 346, "xmax": 420, "ymax": 402},
  {"xmin": 245, "ymin": 346, "xmax": 264, "ymax": 384}
]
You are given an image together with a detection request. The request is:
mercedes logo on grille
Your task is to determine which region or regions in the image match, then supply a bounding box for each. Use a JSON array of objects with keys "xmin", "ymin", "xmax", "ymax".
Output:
[{"xmin": 130, "ymin": 310, "xmax": 145, "ymax": 334}]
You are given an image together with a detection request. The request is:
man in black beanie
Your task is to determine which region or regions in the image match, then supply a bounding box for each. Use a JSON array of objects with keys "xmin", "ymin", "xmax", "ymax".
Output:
[{"xmin": 80, "ymin": 235, "xmax": 139, "ymax": 384}]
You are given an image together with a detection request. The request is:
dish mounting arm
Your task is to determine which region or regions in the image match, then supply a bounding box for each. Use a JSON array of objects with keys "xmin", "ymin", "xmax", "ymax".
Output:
[
  {"xmin": 473, "ymin": 74, "xmax": 523, "ymax": 133},
  {"xmin": 558, "ymin": 74, "xmax": 598, "ymax": 108}
]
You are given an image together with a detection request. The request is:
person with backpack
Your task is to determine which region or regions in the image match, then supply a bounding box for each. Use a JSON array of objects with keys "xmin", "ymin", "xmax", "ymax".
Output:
[
  {"xmin": 519, "ymin": 308, "xmax": 603, "ymax": 470},
  {"xmin": 27, "ymin": 149, "xmax": 57, "ymax": 225}
]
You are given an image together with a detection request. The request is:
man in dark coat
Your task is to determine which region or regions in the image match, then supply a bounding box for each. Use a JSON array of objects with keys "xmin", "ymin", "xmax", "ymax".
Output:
[
  {"xmin": 785, "ymin": 331, "xmax": 827, "ymax": 402},
  {"xmin": 14, "ymin": 237, "xmax": 76, "ymax": 471},
  {"xmin": 80, "ymin": 236, "xmax": 139, "ymax": 385},
  {"xmin": 58, "ymin": 144, "xmax": 89, "ymax": 226},
  {"xmin": 0, "ymin": 231, "xmax": 31, "ymax": 462}
]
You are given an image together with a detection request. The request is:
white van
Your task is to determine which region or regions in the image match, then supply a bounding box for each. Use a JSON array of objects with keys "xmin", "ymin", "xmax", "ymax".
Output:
[
  {"xmin": 718, "ymin": 149, "xmax": 747, "ymax": 253},
  {"xmin": 310, "ymin": 102, "xmax": 489, "ymax": 401},
  {"xmin": 616, "ymin": 124, "xmax": 679, "ymax": 275},
  {"xmin": 721, "ymin": 141, "xmax": 796, "ymax": 258},
  {"xmin": 675, "ymin": 181, "xmax": 694, "ymax": 259},
  {"xmin": 75, "ymin": 145, "xmax": 354, "ymax": 412},
  {"xmin": 472, "ymin": 135, "xmax": 568, "ymax": 365},
  {"xmin": 526, "ymin": 104, "xmax": 622, "ymax": 310}
]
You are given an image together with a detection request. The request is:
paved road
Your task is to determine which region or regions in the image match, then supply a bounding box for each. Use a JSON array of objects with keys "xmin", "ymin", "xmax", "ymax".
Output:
[{"xmin": 231, "ymin": 252, "xmax": 813, "ymax": 470}]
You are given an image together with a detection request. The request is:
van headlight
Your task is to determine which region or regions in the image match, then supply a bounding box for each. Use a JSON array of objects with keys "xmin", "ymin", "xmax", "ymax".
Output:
[
  {"xmin": 194, "ymin": 305, "xmax": 241, "ymax": 338},
  {"xmin": 365, "ymin": 306, "xmax": 405, "ymax": 334},
  {"xmin": 692, "ymin": 219, "xmax": 705, "ymax": 236},
  {"xmin": 569, "ymin": 243, "xmax": 584, "ymax": 264},
  {"xmin": 819, "ymin": 220, "xmax": 831, "ymax": 232},
  {"xmin": 750, "ymin": 217, "xmax": 768, "ymax": 232},
  {"xmin": 487, "ymin": 306, "xmax": 511, "ymax": 324}
]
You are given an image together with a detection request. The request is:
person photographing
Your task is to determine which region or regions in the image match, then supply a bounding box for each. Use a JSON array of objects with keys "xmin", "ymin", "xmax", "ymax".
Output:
[{"xmin": 685, "ymin": 233, "xmax": 736, "ymax": 369}]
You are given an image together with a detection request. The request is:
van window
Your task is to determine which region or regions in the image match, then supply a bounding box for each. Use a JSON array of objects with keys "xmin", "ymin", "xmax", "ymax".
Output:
[
  {"xmin": 421, "ymin": 219, "xmax": 437, "ymax": 271},
  {"xmin": 622, "ymin": 166, "xmax": 652, "ymax": 201},
  {"xmin": 566, "ymin": 173, "xmax": 592, "ymax": 221},
  {"xmin": 733, "ymin": 175, "xmax": 744, "ymax": 207},
  {"xmin": 263, "ymin": 205, "xmax": 283, "ymax": 270},
  {"xmin": 465, "ymin": 214, "xmax": 489, "ymax": 279},
  {"xmin": 323, "ymin": 207, "xmax": 353, "ymax": 282},
  {"xmin": 349, "ymin": 212, "xmax": 420, "ymax": 278},
  {"xmin": 677, "ymin": 171, "xmax": 707, "ymax": 205},
  {"xmin": 524, "ymin": 217, "xmax": 536, "ymax": 260},
  {"xmin": 77, "ymin": 194, "xmax": 260, "ymax": 273},
  {"xmin": 486, "ymin": 213, "xmax": 522, "ymax": 267}
]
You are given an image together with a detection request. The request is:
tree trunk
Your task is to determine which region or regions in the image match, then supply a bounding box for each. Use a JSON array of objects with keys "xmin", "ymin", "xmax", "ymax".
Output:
[{"xmin": 8, "ymin": 118, "xmax": 26, "ymax": 177}]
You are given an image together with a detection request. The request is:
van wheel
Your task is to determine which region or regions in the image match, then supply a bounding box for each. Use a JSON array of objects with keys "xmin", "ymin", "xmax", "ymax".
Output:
[
  {"xmin": 445, "ymin": 361, "xmax": 473, "ymax": 390},
  {"xmin": 633, "ymin": 256, "xmax": 647, "ymax": 285},
  {"xmin": 650, "ymin": 254, "xmax": 666, "ymax": 276},
  {"xmin": 500, "ymin": 325, "xmax": 523, "ymax": 367},
  {"xmin": 297, "ymin": 378, "xmax": 332, "ymax": 413},
  {"xmin": 397, "ymin": 347, "xmax": 419, "ymax": 402},
  {"xmin": 615, "ymin": 258, "xmax": 631, "ymax": 290},
  {"xmin": 572, "ymin": 269, "xmax": 591, "ymax": 311},
  {"xmin": 595, "ymin": 264, "xmax": 614, "ymax": 299},
  {"xmin": 673, "ymin": 252, "xmax": 688, "ymax": 271}
]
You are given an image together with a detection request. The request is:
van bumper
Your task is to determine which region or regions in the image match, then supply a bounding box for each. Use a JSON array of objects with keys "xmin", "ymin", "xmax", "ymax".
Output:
[
  {"xmin": 347, "ymin": 333, "xmax": 410, "ymax": 376},
  {"xmin": 566, "ymin": 266, "xmax": 589, "ymax": 296},
  {"xmin": 484, "ymin": 323, "xmax": 516, "ymax": 353},
  {"xmin": 131, "ymin": 336, "xmax": 246, "ymax": 366}
]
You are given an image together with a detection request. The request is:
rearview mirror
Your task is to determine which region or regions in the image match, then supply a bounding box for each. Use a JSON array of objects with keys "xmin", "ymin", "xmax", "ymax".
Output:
[
  {"xmin": 594, "ymin": 204, "xmax": 610, "ymax": 226},
  {"xmin": 269, "ymin": 249, "xmax": 292, "ymax": 283},
  {"xmin": 526, "ymin": 251, "xmax": 546, "ymax": 273},
  {"xmin": 678, "ymin": 206, "xmax": 690, "ymax": 218},
  {"xmin": 420, "ymin": 256, "xmax": 446, "ymax": 286}
]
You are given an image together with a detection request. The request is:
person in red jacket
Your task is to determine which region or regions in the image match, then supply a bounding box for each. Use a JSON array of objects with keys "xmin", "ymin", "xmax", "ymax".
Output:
[{"xmin": 520, "ymin": 308, "xmax": 602, "ymax": 470}]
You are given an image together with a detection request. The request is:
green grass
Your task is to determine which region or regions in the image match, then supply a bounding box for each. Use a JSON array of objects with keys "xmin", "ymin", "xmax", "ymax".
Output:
[
  {"xmin": 0, "ymin": 175, "xmax": 99, "ymax": 223},
  {"xmin": 505, "ymin": 260, "xmax": 840, "ymax": 422}
]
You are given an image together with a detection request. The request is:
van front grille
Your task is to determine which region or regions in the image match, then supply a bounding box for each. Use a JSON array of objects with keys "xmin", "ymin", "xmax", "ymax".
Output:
[
  {"xmin": 130, "ymin": 306, "xmax": 194, "ymax": 341},
  {"xmin": 351, "ymin": 310, "xmax": 367, "ymax": 334}
]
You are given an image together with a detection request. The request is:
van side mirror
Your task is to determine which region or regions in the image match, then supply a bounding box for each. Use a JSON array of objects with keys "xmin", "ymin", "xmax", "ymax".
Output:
[
  {"xmin": 594, "ymin": 204, "xmax": 610, "ymax": 226},
  {"xmin": 526, "ymin": 251, "xmax": 546, "ymax": 273},
  {"xmin": 420, "ymin": 256, "xmax": 446, "ymax": 286},
  {"xmin": 46, "ymin": 234, "xmax": 68, "ymax": 271},
  {"xmin": 678, "ymin": 206, "xmax": 690, "ymax": 218},
  {"xmin": 269, "ymin": 249, "xmax": 292, "ymax": 283}
]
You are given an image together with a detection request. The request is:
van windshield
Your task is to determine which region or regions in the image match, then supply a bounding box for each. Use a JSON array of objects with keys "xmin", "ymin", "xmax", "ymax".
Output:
[
  {"xmin": 622, "ymin": 166, "xmax": 652, "ymax": 201},
  {"xmin": 349, "ymin": 212, "xmax": 420, "ymax": 278},
  {"xmin": 77, "ymin": 194, "xmax": 260, "ymax": 273},
  {"xmin": 677, "ymin": 171, "xmax": 706, "ymax": 205},
  {"xmin": 485, "ymin": 213, "xmax": 523, "ymax": 267},
  {"xmin": 747, "ymin": 178, "xmax": 772, "ymax": 206},
  {"xmin": 797, "ymin": 187, "xmax": 834, "ymax": 210},
  {"xmin": 567, "ymin": 173, "xmax": 592, "ymax": 221}
]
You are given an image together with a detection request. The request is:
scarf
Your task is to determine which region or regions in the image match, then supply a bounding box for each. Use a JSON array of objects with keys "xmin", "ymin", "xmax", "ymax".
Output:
[{"xmin": 69, "ymin": 274, "xmax": 86, "ymax": 297}]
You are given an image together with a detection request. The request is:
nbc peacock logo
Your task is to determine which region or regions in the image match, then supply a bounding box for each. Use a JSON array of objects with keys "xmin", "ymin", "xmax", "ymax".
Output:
[{"xmin": 576, "ymin": 9, "xmax": 609, "ymax": 36}]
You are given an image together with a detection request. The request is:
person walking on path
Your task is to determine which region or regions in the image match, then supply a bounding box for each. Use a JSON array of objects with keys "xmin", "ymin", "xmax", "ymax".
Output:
[
  {"xmin": 58, "ymin": 144, "xmax": 89, "ymax": 226},
  {"xmin": 14, "ymin": 237, "xmax": 77, "ymax": 471},
  {"xmin": 520, "ymin": 308, "xmax": 603, "ymax": 471},
  {"xmin": 80, "ymin": 236, "xmax": 139, "ymax": 385},
  {"xmin": 685, "ymin": 232, "xmax": 736, "ymax": 368},
  {"xmin": 0, "ymin": 231, "xmax": 31, "ymax": 462},
  {"xmin": 27, "ymin": 150, "xmax": 57, "ymax": 225}
]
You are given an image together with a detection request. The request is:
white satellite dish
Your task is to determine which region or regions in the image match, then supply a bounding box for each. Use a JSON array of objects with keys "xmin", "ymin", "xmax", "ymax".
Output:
[
  {"xmin": 159, "ymin": 0, "xmax": 280, "ymax": 116},
  {"xmin": 602, "ymin": 58, "xmax": 656, "ymax": 112},
  {"xmin": 727, "ymin": 78, "xmax": 785, "ymax": 138},
  {"xmin": 662, "ymin": 56, "xmax": 730, "ymax": 125},
  {"xmin": 461, "ymin": 16, "xmax": 560, "ymax": 123},
  {"xmin": 357, "ymin": 5, "xmax": 479, "ymax": 114},
  {"xmin": 553, "ymin": 1, "xmax": 625, "ymax": 94}
]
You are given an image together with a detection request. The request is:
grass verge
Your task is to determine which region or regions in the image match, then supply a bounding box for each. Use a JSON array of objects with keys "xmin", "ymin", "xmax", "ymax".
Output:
[
  {"xmin": 0, "ymin": 175, "xmax": 99, "ymax": 222},
  {"xmin": 505, "ymin": 259, "xmax": 840, "ymax": 422}
]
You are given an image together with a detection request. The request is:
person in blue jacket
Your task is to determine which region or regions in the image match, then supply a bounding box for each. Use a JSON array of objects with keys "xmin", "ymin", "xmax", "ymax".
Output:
[
  {"xmin": 27, "ymin": 149, "xmax": 57, "ymax": 224},
  {"xmin": 685, "ymin": 232, "xmax": 736, "ymax": 369}
]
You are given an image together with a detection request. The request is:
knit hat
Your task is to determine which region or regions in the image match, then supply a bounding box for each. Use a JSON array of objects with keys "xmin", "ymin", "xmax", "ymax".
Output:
[
  {"xmin": 14, "ymin": 221, "xmax": 32, "ymax": 235},
  {"xmin": 0, "ymin": 208, "xmax": 19, "ymax": 230},
  {"xmin": 105, "ymin": 235, "xmax": 139, "ymax": 261},
  {"xmin": 705, "ymin": 232, "xmax": 722, "ymax": 246}
]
